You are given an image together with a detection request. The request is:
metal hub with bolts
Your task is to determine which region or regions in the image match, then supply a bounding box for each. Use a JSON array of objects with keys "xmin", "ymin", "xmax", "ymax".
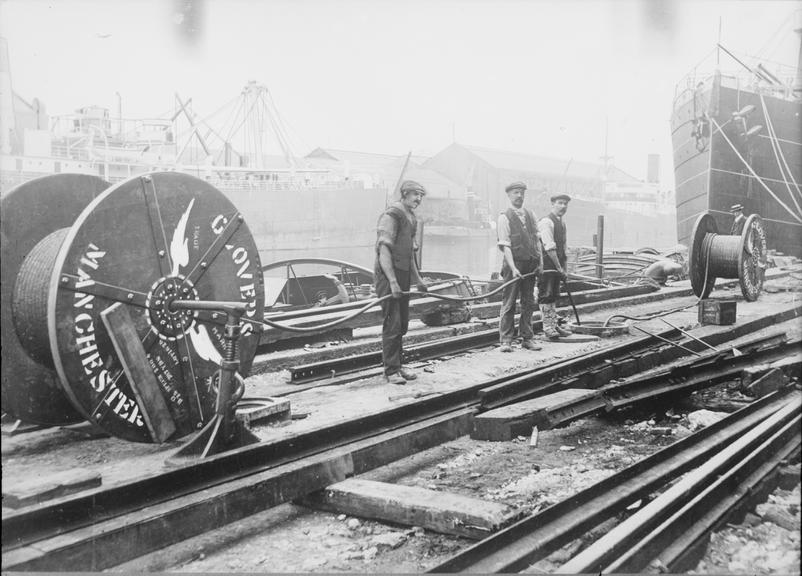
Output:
[{"xmin": 1, "ymin": 172, "xmax": 265, "ymax": 443}]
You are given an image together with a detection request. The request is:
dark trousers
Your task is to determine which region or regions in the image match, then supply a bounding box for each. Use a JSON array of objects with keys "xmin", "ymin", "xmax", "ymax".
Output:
[
  {"xmin": 539, "ymin": 254, "xmax": 566, "ymax": 304},
  {"xmin": 375, "ymin": 267, "xmax": 410, "ymax": 375},
  {"xmin": 538, "ymin": 272, "xmax": 562, "ymax": 304},
  {"xmin": 499, "ymin": 259, "xmax": 538, "ymax": 343}
]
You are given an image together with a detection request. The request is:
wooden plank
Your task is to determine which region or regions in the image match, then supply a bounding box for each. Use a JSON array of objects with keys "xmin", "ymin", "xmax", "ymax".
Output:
[
  {"xmin": 743, "ymin": 368, "xmax": 788, "ymax": 398},
  {"xmin": 100, "ymin": 303, "xmax": 176, "ymax": 443},
  {"xmin": 740, "ymin": 353, "xmax": 802, "ymax": 391},
  {"xmin": 473, "ymin": 389, "xmax": 601, "ymax": 441},
  {"xmin": 3, "ymin": 470, "xmax": 101, "ymax": 509},
  {"xmin": 235, "ymin": 397, "xmax": 291, "ymax": 425},
  {"xmin": 551, "ymin": 333, "xmax": 600, "ymax": 343},
  {"xmin": 301, "ymin": 478, "xmax": 521, "ymax": 539},
  {"xmin": 2, "ymin": 409, "xmax": 474, "ymax": 571}
]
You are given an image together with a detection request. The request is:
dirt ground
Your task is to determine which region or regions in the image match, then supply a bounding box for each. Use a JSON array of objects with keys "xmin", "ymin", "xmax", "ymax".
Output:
[
  {"xmin": 116, "ymin": 398, "xmax": 800, "ymax": 574},
  {"xmin": 4, "ymin": 274, "xmax": 802, "ymax": 572}
]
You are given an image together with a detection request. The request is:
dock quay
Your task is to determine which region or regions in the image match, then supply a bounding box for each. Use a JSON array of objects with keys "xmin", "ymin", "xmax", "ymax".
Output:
[{"xmin": 3, "ymin": 266, "xmax": 800, "ymax": 572}]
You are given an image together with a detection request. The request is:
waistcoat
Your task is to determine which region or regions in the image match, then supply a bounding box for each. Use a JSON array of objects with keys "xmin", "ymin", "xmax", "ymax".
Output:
[
  {"xmin": 543, "ymin": 212, "xmax": 567, "ymax": 268},
  {"xmin": 505, "ymin": 208, "xmax": 539, "ymax": 263}
]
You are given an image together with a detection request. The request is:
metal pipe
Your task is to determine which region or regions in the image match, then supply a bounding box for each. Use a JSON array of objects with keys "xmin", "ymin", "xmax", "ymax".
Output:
[
  {"xmin": 630, "ymin": 324, "xmax": 703, "ymax": 357},
  {"xmin": 659, "ymin": 317, "xmax": 742, "ymax": 356}
]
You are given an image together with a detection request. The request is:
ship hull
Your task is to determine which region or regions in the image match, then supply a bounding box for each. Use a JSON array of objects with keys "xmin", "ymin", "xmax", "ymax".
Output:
[{"xmin": 671, "ymin": 73, "xmax": 802, "ymax": 256}]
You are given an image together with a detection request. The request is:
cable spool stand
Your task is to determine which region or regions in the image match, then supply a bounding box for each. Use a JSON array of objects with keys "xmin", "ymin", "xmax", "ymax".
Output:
[
  {"xmin": 1, "ymin": 172, "xmax": 265, "ymax": 455},
  {"xmin": 689, "ymin": 212, "xmax": 768, "ymax": 301}
]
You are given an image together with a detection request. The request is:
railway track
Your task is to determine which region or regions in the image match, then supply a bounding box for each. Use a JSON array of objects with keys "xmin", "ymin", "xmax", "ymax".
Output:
[
  {"xmin": 3, "ymin": 300, "xmax": 799, "ymax": 571},
  {"xmin": 273, "ymin": 268, "xmax": 796, "ymax": 386},
  {"xmin": 431, "ymin": 389, "xmax": 801, "ymax": 573}
]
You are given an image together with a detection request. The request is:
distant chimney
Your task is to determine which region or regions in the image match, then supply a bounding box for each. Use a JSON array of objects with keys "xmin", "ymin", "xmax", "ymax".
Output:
[
  {"xmin": 0, "ymin": 37, "xmax": 14, "ymax": 154},
  {"xmin": 647, "ymin": 154, "xmax": 660, "ymax": 184}
]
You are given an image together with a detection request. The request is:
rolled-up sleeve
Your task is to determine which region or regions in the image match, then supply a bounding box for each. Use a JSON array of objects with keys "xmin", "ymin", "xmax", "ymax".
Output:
[
  {"xmin": 496, "ymin": 213, "xmax": 511, "ymax": 250},
  {"xmin": 376, "ymin": 213, "xmax": 397, "ymax": 252},
  {"xmin": 539, "ymin": 217, "xmax": 556, "ymax": 251}
]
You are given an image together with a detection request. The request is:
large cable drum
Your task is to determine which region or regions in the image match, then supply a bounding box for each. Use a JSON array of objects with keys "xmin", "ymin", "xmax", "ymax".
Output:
[
  {"xmin": 2, "ymin": 174, "xmax": 110, "ymax": 425},
  {"xmin": 5, "ymin": 172, "xmax": 265, "ymax": 442}
]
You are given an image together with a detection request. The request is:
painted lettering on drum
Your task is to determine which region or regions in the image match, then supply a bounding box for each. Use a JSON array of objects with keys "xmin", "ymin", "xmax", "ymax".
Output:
[{"xmin": 70, "ymin": 242, "xmax": 144, "ymax": 427}]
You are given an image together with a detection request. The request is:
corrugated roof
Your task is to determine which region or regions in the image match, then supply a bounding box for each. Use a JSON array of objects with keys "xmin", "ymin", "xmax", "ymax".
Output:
[
  {"xmin": 461, "ymin": 144, "xmax": 640, "ymax": 184},
  {"xmin": 304, "ymin": 147, "xmax": 464, "ymax": 198}
]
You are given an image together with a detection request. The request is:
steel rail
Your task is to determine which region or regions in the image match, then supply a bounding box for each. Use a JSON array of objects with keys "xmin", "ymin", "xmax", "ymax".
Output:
[
  {"xmin": 538, "ymin": 332, "xmax": 790, "ymax": 429},
  {"xmin": 636, "ymin": 436, "xmax": 801, "ymax": 573},
  {"xmin": 284, "ymin": 283, "xmax": 660, "ymax": 383},
  {"xmin": 289, "ymin": 296, "xmax": 799, "ymax": 391},
  {"xmin": 3, "ymin": 330, "xmax": 664, "ymax": 554},
  {"xmin": 561, "ymin": 399, "xmax": 802, "ymax": 573},
  {"xmin": 605, "ymin": 425, "xmax": 801, "ymax": 573},
  {"xmin": 2, "ymin": 408, "xmax": 475, "ymax": 571},
  {"xmin": 429, "ymin": 389, "xmax": 800, "ymax": 573},
  {"xmin": 0, "ymin": 321, "xmax": 706, "ymax": 555},
  {"xmin": 288, "ymin": 329, "xmax": 497, "ymax": 384},
  {"xmin": 6, "ymin": 302, "xmax": 795, "ymax": 554},
  {"xmin": 4, "ymin": 305, "xmax": 798, "ymax": 569},
  {"xmin": 603, "ymin": 340, "xmax": 802, "ymax": 410},
  {"xmin": 480, "ymin": 302, "xmax": 802, "ymax": 410},
  {"xmin": 0, "ymin": 324, "xmax": 687, "ymax": 552},
  {"xmin": 278, "ymin": 272, "xmax": 796, "ymax": 381},
  {"xmin": 1, "ymin": 393, "xmax": 476, "ymax": 551}
]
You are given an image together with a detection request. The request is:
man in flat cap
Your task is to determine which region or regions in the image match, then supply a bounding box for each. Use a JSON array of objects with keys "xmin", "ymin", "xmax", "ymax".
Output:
[
  {"xmin": 375, "ymin": 180, "xmax": 428, "ymax": 384},
  {"xmin": 730, "ymin": 204, "xmax": 746, "ymax": 235},
  {"xmin": 538, "ymin": 194, "xmax": 573, "ymax": 340},
  {"xmin": 496, "ymin": 181, "xmax": 542, "ymax": 352}
]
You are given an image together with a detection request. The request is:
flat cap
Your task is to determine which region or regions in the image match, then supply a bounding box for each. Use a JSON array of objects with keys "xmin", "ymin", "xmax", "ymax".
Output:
[
  {"xmin": 505, "ymin": 181, "xmax": 527, "ymax": 193},
  {"xmin": 551, "ymin": 194, "xmax": 571, "ymax": 203},
  {"xmin": 730, "ymin": 203, "xmax": 744, "ymax": 212},
  {"xmin": 400, "ymin": 180, "xmax": 426, "ymax": 195}
]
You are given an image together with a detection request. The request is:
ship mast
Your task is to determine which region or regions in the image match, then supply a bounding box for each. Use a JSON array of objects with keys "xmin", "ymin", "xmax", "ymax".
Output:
[{"xmin": 794, "ymin": 12, "xmax": 802, "ymax": 99}]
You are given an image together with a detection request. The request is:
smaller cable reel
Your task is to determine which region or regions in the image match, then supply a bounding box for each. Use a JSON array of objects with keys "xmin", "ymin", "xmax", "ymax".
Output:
[{"xmin": 688, "ymin": 212, "xmax": 768, "ymax": 302}]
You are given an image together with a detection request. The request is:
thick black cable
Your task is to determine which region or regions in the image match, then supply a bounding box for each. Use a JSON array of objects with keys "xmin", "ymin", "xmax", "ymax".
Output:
[{"xmin": 243, "ymin": 272, "xmax": 538, "ymax": 333}]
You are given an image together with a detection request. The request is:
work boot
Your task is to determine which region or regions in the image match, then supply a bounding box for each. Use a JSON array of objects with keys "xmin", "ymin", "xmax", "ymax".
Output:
[
  {"xmin": 384, "ymin": 372, "xmax": 406, "ymax": 385},
  {"xmin": 540, "ymin": 303, "xmax": 560, "ymax": 340},
  {"xmin": 499, "ymin": 342, "xmax": 513, "ymax": 353},
  {"xmin": 521, "ymin": 339, "xmax": 542, "ymax": 351},
  {"xmin": 399, "ymin": 367, "xmax": 418, "ymax": 380}
]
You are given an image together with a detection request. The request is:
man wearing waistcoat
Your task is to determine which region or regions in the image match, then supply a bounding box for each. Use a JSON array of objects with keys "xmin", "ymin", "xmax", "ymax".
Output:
[
  {"xmin": 497, "ymin": 181, "xmax": 543, "ymax": 353},
  {"xmin": 538, "ymin": 194, "xmax": 573, "ymax": 340},
  {"xmin": 375, "ymin": 180, "xmax": 429, "ymax": 385}
]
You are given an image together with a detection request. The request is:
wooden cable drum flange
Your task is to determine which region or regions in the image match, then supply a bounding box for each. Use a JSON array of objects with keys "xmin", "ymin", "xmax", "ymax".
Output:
[
  {"xmin": 689, "ymin": 212, "xmax": 768, "ymax": 301},
  {"xmin": 3, "ymin": 172, "xmax": 265, "ymax": 442},
  {"xmin": 2, "ymin": 174, "xmax": 111, "ymax": 426}
]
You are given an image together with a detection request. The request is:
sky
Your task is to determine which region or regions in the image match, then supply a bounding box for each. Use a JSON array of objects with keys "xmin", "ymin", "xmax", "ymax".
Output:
[{"xmin": 1, "ymin": 0, "xmax": 800, "ymax": 186}]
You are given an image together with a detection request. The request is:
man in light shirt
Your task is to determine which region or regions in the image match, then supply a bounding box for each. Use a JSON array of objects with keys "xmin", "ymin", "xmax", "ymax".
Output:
[
  {"xmin": 375, "ymin": 180, "xmax": 429, "ymax": 384},
  {"xmin": 538, "ymin": 194, "xmax": 573, "ymax": 340},
  {"xmin": 496, "ymin": 181, "xmax": 542, "ymax": 352}
]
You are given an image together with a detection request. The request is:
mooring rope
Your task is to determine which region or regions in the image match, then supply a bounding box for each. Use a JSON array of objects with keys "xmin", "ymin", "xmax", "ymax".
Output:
[
  {"xmin": 710, "ymin": 117, "xmax": 802, "ymax": 223},
  {"xmin": 759, "ymin": 93, "xmax": 802, "ymax": 204}
]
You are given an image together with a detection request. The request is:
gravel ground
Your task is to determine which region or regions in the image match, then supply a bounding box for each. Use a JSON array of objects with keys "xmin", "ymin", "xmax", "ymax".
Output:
[
  {"xmin": 4, "ymin": 274, "xmax": 801, "ymax": 572},
  {"xmin": 116, "ymin": 397, "xmax": 800, "ymax": 573}
]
